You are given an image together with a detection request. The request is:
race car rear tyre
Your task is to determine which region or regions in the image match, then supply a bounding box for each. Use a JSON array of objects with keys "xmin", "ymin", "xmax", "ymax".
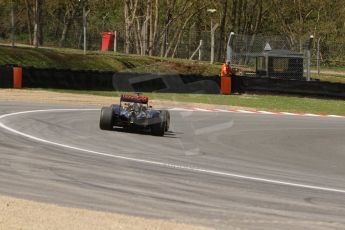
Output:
[
  {"xmin": 160, "ymin": 110, "xmax": 170, "ymax": 131},
  {"xmin": 151, "ymin": 113, "xmax": 166, "ymax": 136},
  {"xmin": 99, "ymin": 107, "xmax": 114, "ymax": 130}
]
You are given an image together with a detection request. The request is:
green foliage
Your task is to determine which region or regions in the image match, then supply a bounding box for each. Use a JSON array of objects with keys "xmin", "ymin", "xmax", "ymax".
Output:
[{"xmin": 0, "ymin": 0, "xmax": 345, "ymax": 63}]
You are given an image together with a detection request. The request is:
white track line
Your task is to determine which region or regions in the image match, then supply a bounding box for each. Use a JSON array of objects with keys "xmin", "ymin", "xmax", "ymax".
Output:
[
  {"xmin": 303, "ymin": 113, "xmax": 321, "ymax": 117},
  {"xmin": 193, "ymin": 108, "xmax": 212, "ymax": 112},
  {"xmin": 236, "ymin": 109, "xmax": 256, "ymax": 114},
  {"xmin": 257, "ymin": 111, "xmax": 278, "ymax": 115},
  {"xmin": 327, "ymin": 115, "xmax": 344, "ymax": 118},
  {"xmin": 167, "ymin": 108, "xmax": 188, "ymax": 111},
  {"xmin": 169, "ymin": 108, "xmax": 345, "ymax": 119},
  {"xmin": 213, "ymin": 109, "xmax": 230, "ymax": 113},
  {"xmin": 1, "ymin": 109, "xmax": 345, "ymax": 194},
  {"xmin": 169, "ymin": 108, "xmax": 194, "ymax": 112},
  {"xmin": 279, "ymin": 112, "xmax": 299, "ymax": 116}
]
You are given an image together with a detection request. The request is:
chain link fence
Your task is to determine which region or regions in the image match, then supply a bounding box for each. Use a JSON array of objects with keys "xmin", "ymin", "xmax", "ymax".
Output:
[
  {"xmin": 310, "ymin": 40, "xmax": 345, "ymax": 80},
  {"xmin": 0, "ymin": 0, "xmax": 221, "ymax": 63},
  {"xmin": 0, "ymin": 1, "xmax": 223, "ymax": 62},
  {"xmin": 0, "ymin": 28, "xmax": 221, "ymax": 62},
  {"xmin": 228, "ymin": 34, "xmax": 312, "ymax": 79},
  {"xmin": 1, "ymin": 1, "xmax": 345, "ymax": 79}
]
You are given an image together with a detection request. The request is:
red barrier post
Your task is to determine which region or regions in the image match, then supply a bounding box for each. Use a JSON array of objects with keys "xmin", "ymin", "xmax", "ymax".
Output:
[
  {"xmin": 220, "ymin": 76, "xmax": 231, "ymax": 94},
  {"xmin": 13, "ymin": 67, "xmax": 22, "ymax": 89},
  {"xmin": 101, "ymin": 32, "xmax": 115, "ymax": 51}
]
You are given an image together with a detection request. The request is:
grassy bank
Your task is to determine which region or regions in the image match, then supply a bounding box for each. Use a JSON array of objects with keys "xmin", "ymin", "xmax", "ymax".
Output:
[
  {"xmin": 2, "ymin": 45, "xmax": 345, "ymax": 83},
  {"xmin": 312, "ymin": 72, "xmax": 345, "ymax": 83},
  {"xmin": 0, "ymin": 45, "xmax": 219, "ymax": 75},
  {"xmin": 42, "ymin": 89, "xmax": 345, "ymax": 115}
]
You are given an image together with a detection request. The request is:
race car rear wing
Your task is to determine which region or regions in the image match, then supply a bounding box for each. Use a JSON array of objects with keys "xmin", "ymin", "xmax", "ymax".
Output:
[{"xmin": 120, "ymin": 94, "xmax": 149, "ymax": 104}]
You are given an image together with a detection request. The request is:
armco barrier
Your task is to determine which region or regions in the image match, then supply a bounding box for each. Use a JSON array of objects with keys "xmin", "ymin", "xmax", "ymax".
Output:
[
  {"xmin": 22, "ymin": 67, "xmax": 114, "ymax": 90},
  {"xmin": 238, "ymin": 76, "xmax": 345, "ymax": 98},
  {"xmin": 0, "ymin": 65, "xmax": 13, "ymax": 88},
  {"xmin": 22, "ymin": 67, "xmax": 220, "ymax": 93},
  {"xmin": 112, "ymin": 72, "xmax": 220, "ymax": 94}
]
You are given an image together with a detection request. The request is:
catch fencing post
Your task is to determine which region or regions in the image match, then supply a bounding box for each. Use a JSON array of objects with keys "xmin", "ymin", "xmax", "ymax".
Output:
[
  {"xmin": 114, "ymin": 31, "xmax": 117, "ymax": 52},
  {"xmin": 264, "ymin": 42, "xmax": 272, "ymax": 78},
  {"xmin": 198, "ymin": 40, "xmax": 203, "ymax": 61},
  {"xmin": 210, "ymin": 23, "xmax": 219, "ymax": 64},
  {"xmin": 207, "ymin": 8, "xmax": 217, "ymax": 63},
  {"xmin": 226, "ymin": 32, "xmax": 235, "ymax": 62},
  {"xmin": 306, "ymin": 35, "xmax": 314, "ymax": 81},
  {"xmin": 189, "ymin": 40, "xmax": 203, "ymax": 61},
  {"xmin": 317, "ymin": 37, "xmax": 321, "ymax": 76},
  {"xmin": 82, "ymin": 2, "xmax": 90, "ymax": 55},
  {"xmin": 33, "ymin": 0, "xmax": 39, "ymax": 48},
  {"xmin": 83, "ymin": 6, "xmax": 86, "ymax": 54},
  {"xmin": 11, "ymin": 0, "xmax": 15, "ymax": 47}
]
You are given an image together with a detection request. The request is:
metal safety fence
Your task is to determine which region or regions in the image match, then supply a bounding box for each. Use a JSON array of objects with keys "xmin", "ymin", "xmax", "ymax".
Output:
[
  {"xmin": 227, "ymin": 33, "xmax": 313, "ymax": 80},
  {"xmin": 0, "ymin": 2, "xmax": 224, "ymax": 62},
  {"xmin": 1, "ymin": 1, "xmax": 345, "ymax": 79}
]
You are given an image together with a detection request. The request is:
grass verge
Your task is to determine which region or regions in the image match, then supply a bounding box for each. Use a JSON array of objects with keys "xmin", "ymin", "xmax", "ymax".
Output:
[{"xmin": 42, "ymin": 89, "xmax": 345, "ymax": 115}]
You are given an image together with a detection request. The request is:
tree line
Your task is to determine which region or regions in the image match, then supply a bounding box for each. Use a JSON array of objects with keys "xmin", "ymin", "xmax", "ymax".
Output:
[{"xmin": 0, "ymin": 0, "xmax": 344, "ymax": 62}]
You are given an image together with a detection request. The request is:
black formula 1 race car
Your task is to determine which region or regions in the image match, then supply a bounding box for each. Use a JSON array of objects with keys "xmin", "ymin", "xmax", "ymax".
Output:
[{"xmin": 99, "ymin": 94, "xmax": 170, "ymax": 136}]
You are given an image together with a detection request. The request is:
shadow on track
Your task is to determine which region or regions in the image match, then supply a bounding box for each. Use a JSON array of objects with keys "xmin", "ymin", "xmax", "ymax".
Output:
[{"xmin": 105, "ymin": 127, "xmax": 180, "ymax": 138}]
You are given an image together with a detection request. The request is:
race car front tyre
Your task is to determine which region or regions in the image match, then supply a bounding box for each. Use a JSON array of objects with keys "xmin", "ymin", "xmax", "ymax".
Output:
[{"xmin": 99, "ymin": 107, "xmax": 114, "ymax": 130}]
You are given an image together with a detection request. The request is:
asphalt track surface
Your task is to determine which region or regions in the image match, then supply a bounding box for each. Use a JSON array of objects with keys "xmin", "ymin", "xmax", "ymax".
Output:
[{"xmin": 0, "ymin": 102, "xmax": 345, "ymax": 230}]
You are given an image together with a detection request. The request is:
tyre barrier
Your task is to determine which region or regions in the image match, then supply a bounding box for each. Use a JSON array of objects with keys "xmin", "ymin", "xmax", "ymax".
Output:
[{"xmin": 1, "ymin": 65, "xmax": 344, "ymax": 98}]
